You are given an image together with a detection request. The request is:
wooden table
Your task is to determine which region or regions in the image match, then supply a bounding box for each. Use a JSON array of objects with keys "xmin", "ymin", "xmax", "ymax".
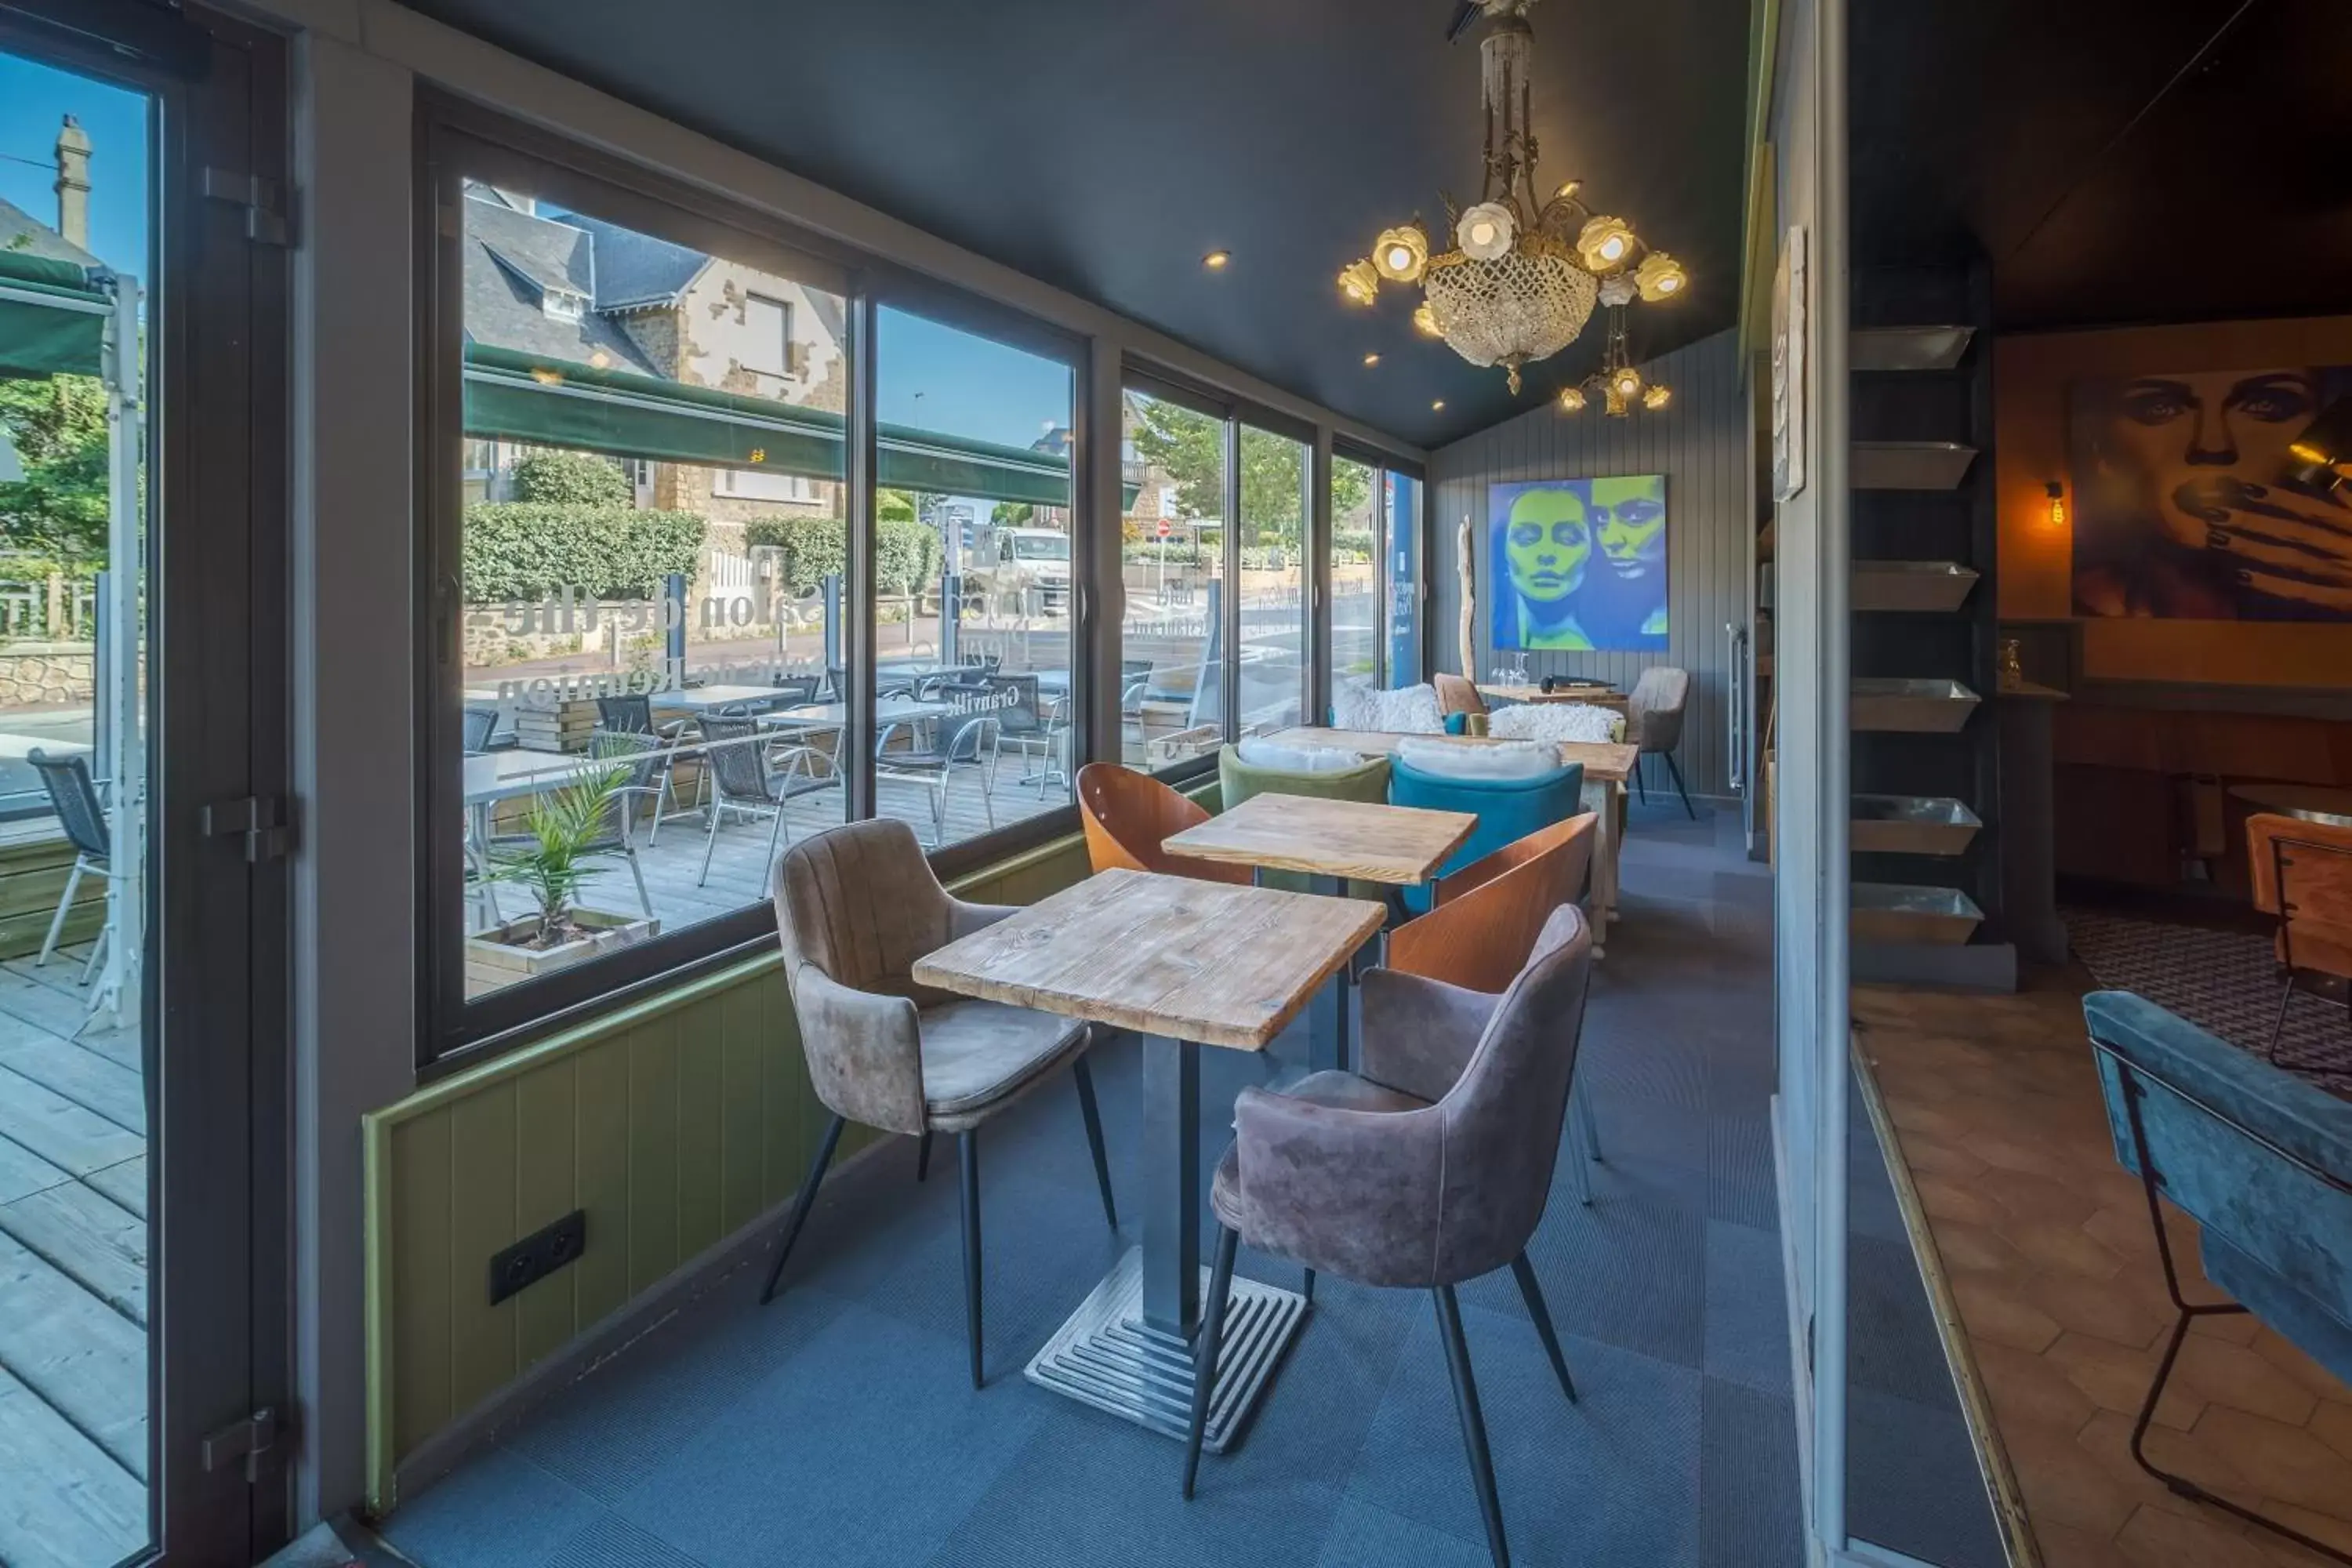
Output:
[
  {"xmin": 1264, "ymin": 726, "xmax": 1639, "ymax": 957},
  {"xmin": 1476, "ymin": 681, "xmax": 1628, "ymax": 712},
  {"xmin": 913, "ymin": 868, "xmax": 1385, "ymax": 1450},
  {"xmin": 1162, "ymin": 791, "xmax": 1474, "ymax": 1070}
]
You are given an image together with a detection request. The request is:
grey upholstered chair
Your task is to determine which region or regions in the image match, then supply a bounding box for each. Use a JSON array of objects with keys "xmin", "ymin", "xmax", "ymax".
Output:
[
  {"xmin": 758, "ymin": 818, "xmax": 1118, "ymax": 1387},
  {"xmin": 1186, "ymin": 905, "xmax": 1596, "ymax": 1567},
  {"xmin": 1628, "ymin": 665, "xmax": 1694, "ymax": 819}
]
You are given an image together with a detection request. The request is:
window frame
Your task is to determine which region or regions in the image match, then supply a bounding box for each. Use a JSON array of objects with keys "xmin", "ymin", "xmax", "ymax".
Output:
[
  {"xmin": 1335, "ymin": 437, "xmax": 1428, "ymax": 688},
  {"xmin": 415, "ymin": 95, "xmax": 1090, "ymax": 1067}
]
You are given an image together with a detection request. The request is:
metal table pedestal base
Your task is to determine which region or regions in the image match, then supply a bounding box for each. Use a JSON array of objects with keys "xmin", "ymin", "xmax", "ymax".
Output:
[{"xmin": 1025, "ymin": 1245, "xmax": 1308, "ymax": 1453}]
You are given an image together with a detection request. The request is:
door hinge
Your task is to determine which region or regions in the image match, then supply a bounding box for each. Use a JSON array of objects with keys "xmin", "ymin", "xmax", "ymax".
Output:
[
  {"xmin": 201, "ymin": 167, "xmax": 289, "ymax": 247},
  {"xmin": 201, "ymin": 1407, "xmax": 281, "ymax": 1483},
  {"xmin": 202, "ymin": 796, "xmax": 292, "ymax": 862}
]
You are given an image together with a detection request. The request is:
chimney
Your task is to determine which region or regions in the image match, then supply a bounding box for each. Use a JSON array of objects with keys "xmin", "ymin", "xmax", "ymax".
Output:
[{"xmin": 54, "ymin": 115, "xmax": 92, "ymax": 250}]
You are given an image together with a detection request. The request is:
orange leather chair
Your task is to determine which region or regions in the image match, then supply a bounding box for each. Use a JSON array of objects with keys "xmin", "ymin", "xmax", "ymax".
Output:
[
  {"xmin": 1076, "ymin": 762, "xmax": 1252, "ymax": 884},
  {"xmin": 1388, "ymin": 812, "xmax": 1602, "ymax": 1200},
  {"xmin": 2247, "ymin": 812, "xmax": 2352, "ymax": 1054},
  {"xmin": 1433, "ymin": 672, "xmax": 1487, "ymax": 720}
]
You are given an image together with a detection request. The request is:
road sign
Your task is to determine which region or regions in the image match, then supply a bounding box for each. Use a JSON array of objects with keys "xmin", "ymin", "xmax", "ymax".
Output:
[{"xmin": 1156, "ymin": 519, "xmax": 1173, "ymax": 539}]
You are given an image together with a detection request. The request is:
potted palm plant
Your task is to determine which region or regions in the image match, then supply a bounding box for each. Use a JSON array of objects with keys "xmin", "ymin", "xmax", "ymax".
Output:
[{"xmin": 464, "ymin": 743, "xmax": 662, "ymax": 996}]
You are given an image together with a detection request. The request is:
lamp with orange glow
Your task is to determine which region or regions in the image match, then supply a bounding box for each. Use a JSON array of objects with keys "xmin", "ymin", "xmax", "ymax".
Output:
[{"xmin": 2045, "ymin": 480, "xmax": 2067, "ymax": 530}]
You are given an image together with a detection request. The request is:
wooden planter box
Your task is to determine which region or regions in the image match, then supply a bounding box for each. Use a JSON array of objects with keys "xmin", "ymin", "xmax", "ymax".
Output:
[{"xmin": 464, "ymin": 908, "xmax": 660, "ymax": 997}]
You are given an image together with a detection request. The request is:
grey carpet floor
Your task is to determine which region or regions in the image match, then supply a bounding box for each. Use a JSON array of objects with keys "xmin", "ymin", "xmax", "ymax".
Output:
[{"xmin": 379, "ymin": 803, "xmax": 1817, "ymax": 1567}]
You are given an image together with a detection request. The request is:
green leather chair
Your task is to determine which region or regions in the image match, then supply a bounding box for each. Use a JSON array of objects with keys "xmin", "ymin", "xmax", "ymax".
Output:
[{"xmin": 1215, "ymin": 743, "xmax": 1391, "ymax": 898}]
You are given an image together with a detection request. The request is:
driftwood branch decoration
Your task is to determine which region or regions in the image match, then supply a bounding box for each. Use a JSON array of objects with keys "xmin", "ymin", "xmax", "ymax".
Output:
[{"xmin": 1457, "ymin": 513, "xmax": 1476, "ymax": 676}]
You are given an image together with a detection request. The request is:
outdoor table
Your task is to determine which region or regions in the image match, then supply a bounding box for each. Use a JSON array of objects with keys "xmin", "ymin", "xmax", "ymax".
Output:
[
  {"xmin": 1160, "ymin": 791, "xmax": 1474, "ymax": 1072},
  {"xmin": 1265, "ymin": 725, "xmax": 1640, "ymax": 958},
  {"xmin": 653, "ymin": 683, "xmax": 808, "ymax": 714},
  {"xmin": 759, "ymin": 697, "xmax": 956, "ymax": 731},
  {"xmin": 912, "ymin": 868, "xmax": 1384, "ymax": 1452}
]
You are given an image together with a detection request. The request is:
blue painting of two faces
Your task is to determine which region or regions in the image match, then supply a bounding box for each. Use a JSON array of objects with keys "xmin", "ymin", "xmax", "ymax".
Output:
[{"xmin": 1490, "ymin": 476, "xmax": 1669, "ymax": 652}]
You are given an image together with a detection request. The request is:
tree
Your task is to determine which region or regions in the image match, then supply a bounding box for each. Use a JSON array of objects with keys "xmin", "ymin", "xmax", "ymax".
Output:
[
  {"xmin": 991, "ymin": 501, "xmax": 1036, "ymax": 528},
  {"xmin": 1129, "ymin": 397, "xmax": 1373, "ymax": 546},
  {"xmin": 0, "ymin": 374, "xmax": 110, "ymax": 568},
  {"xmin": 510, "ymin": 446, "xmax": 633, "ymax": 507}
]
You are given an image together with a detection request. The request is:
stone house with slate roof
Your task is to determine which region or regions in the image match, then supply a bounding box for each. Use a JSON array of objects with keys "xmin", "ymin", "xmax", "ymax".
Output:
[{"xmin": 460, "ymin": 184, "xmax": 847, "ymax": 539}]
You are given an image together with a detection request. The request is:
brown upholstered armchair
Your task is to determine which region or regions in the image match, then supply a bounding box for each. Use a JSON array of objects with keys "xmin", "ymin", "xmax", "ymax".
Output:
[
  {"xmin": 1185, "ymin": 906, "xmax": 1595, "ymax": 1567},
  {"xmin": 2247, "ymin": 811, "xmax": 2352, "ymax": 1058},
  {"xmin": 758, "ymin": 818, "xmax": 1117, "ymax": 1387},
  {"xmin": 1628, "ymin": 665, "xmax": 1694, "ymax": 818}
]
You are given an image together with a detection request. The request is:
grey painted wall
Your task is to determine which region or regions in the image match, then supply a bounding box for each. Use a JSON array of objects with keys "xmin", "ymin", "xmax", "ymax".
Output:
[{"xmin": 1428, "ymin": 327, "xmax": 1752, "ymax": 797}]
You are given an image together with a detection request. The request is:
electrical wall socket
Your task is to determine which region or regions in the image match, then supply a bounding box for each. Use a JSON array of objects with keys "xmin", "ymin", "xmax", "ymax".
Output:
[{"xmin": 488, "ymin": 1209, "xmax": 586, "ymax": 1306}]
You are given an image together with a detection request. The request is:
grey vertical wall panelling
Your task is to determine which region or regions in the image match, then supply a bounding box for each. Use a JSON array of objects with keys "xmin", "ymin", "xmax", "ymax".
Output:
[{"xmin": 1427, "ymin": 328, "xmax": 1749, "ymax": 797}]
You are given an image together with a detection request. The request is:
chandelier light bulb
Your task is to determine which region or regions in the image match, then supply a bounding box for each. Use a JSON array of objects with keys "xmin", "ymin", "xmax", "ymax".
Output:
[
  {"xmin": 1559, "ymin": 387, "xmax": 1587, "ymax": 412},
  {"xmin": 1613, "ymin": 366, "xmax": 1642, "ymax": 398},
  {"xmin": 1577, "ymin": 215, "xmax": 1635, "ymax": 271},
  {"xmin": 1337, "ymin": 258, "xmax": 1381, "ymax": 307},
  {"xmin": 1373, "ymin": 225, "xmax": 1429, "ymax": 284},
  {"xmin": 1634, "ymin": 252, "xmax": 1687, "ymax": 302},
  {"xmin": 1642, "ymin": 384, "xmax": 1672, "ymax": 410},
  {"xmin": 1411, "ymin": 303, "xmax": 1442, "ymax": 338},
  {"xmin": 1456, "ymin": 202, "xmax": 1517, "ymax": 262}
]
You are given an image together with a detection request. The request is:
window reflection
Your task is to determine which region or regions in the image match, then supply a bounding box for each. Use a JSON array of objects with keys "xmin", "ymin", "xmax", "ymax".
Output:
[{"xmin": 1120, "ymin": 390, "xmax": 1227, "ymax": 769}]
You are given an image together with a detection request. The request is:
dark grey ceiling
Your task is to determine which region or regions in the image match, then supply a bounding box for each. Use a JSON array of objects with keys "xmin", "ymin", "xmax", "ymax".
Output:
[
  {"xmin": 1853, "ymin": 0, "xmax": 2352, "ymax": 329},
  {"xmin": 400, "ymin": 0, "xmax": 1753, "ymax": 450}
]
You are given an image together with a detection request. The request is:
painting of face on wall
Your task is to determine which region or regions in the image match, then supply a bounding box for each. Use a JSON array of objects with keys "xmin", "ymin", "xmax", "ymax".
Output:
[
  {"xmin": 2071, "ymin": 366, "xmax": 2352, "ymax": 622},
  {"xmin": 1489, "ymin": 477, "xmax": 1668, "ymax": 652}
]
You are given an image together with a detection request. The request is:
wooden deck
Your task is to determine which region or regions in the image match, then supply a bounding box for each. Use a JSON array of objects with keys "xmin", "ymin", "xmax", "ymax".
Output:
[{"xmin": 0, "ymin": 943, "xmax": 147, "ymax": 1568}]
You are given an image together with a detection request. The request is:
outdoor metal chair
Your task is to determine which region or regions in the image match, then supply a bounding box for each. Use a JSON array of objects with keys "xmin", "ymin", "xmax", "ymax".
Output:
[
  {"xmin": 27, "ymin": 749, "xmax": 111, "ymax": 990},
  {"xmin": 693, "ymin": 713, "xmax": 837, "ymax": 895},
  {"xmin": 877, "ymin": 712, "xmax": 1000, "ymax": 848},
  {"xmin": 462, "ymin": 705, "xmax": 501, "ymax": 754},
  {"xmin": 597, "ymin": 692, "xmax": 700, "ymax": 843}
]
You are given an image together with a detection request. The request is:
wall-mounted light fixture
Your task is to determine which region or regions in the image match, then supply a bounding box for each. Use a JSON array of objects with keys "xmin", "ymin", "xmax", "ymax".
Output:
[{"xmin": 2045, "ymin": 480, "xmax": 2067, "ymax": 530}]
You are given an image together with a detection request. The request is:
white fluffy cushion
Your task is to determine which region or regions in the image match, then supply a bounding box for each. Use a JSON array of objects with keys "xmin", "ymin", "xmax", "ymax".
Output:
[
  {"xmin": 1331, "ymin": 679, "xmax": 1445, "ymax": 735},
  {"xmin": 1489, "ymin": 702, "xmax": 1624, "ymax": 745},
  {"xmin": 1236, "ymin": 737, "xmax": 1366, "ymax": 774},
  {"xmin": 1396, "ymin": 737, "xmax": 1561, "ymax": 781}
]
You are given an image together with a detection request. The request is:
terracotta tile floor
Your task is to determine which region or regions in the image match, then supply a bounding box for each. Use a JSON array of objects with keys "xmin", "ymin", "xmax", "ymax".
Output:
[{"xmin": 1853, "ymin": 970, "xmax": 2352, "ymax": 1568}]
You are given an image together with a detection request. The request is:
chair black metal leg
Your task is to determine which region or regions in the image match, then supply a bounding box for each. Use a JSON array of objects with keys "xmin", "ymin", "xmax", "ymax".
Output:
[
  {"xmin": 960, "ymin": 1129, "xmax": 985, "ymax": 1389},
  {"xmin": 1510, "ymin": 1253, "xmax": 1577, "ymax": 1406},
  {"xmin": 1434, "ymin": 1284, "xmax": 1511, "ymax": 1568},
  {"xmin": 1302, "ymin": 1268, "xmax": 1316, "ymax": 1305},
  {"xmin": 1633, "ymin": 757, "xmax": 1648, "ymax": 804},
  {"xmin": 1664, "ymin": 752, "xmax": 1695, "ymax": 819},
  {"xmin": 1183, "ymin": 1225, "xmax": 1240, "ymax": 1500},
  {"xmin": 2267, "ymin": 972, "xmax": 2297, "ymax": 1063},
  {"xmin": 1073, "ymin": 1054, "xmax": 1117, "ymax": 1231},
  {"xmin": 916, "ymin": 1130, "xmax": 933, "ymax": 1183},
  {"xmin": 760, "ymin": 1113, "xmax": 846, "ymax": 1305}
]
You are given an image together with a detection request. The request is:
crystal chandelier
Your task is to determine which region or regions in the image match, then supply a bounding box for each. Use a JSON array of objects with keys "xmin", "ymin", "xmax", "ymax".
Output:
[
  {"xmin": 1557, "ymin": 301, "xmax": 1672, "ymax": 417},
  {"xmin": 1338, "ymin": 0, "xmax": 1686, "ymax": 397}
]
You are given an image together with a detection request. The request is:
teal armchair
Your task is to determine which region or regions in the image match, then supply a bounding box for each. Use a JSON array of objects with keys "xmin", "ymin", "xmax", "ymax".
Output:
[
  {"xmin": 1388, "ymin": 753, "xmax": 1586, "ymax": 914},
  {"xmin": 2083, "ymin": 990, "xmax": 2351, "ymax": 1564}
]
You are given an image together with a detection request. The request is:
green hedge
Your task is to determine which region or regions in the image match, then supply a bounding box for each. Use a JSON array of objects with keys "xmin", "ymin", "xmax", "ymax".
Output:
[
  {"xmin": 510, "ymin": 448, "xmax": 633, "ymax": 508},
  {"xmin": 744, "ymin": 515, "xmax": 942, "ymax": 596},
  {"xmin": 463, "ymin": 505, "xmax": 706, "ymax": 603}
]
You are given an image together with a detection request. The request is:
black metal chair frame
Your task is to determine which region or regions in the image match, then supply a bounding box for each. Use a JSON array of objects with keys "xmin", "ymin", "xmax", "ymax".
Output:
[
  {"xmin": 2092, "ymin": 1033, "xmax": 2352, "ymax": 1566},
  {"xmin": 2264, "ymin": 833, "xmax": 2352, "ymax": 1075},
  {"xmin": 877, "ymin": 713, "xmax": 1001, "ymax": 848},
  {"xmin": 597, "ymin": 693, "xmax": 700, "ymax": 845},
  {"xmin": 691, "ymin": 714, "xmax": 836, "ymax": 895}
]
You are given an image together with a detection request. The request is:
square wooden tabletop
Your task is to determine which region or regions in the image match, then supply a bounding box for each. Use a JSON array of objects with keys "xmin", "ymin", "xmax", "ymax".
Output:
[
  {"xmin": 909, "ymin": 868, "xmax": 1386, "ymax": 1051},
  {"xmin": 1265, "ymin": 726, "xmax": 1640, "ymax": 786},
  {"xmin": 1161, "ymin": 790, "xmax": 1476, "ymax": 886}
]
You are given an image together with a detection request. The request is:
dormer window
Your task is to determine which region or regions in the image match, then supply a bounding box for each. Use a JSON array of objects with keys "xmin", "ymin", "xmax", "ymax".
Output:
[{"xmin": 543, "ymin": 288, "xmax": 586, "ymax": 321}]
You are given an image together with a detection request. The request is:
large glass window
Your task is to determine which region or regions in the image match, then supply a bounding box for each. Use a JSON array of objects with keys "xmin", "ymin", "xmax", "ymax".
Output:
[
  {"xmin": 1236, "ymin": 425, "xmax": 1308, "ymax": 735},
  {"xmin": 1331, "ymin": 455, "xmax": 1378, "ymax": 688},
  {"xmin": 1385, "ymin": 469, "xmax": 1423, "ymax": 685},
  {"xmin": 450, "ymin": 180, "xmax": 852, "ymax": 1004},
  {"xmin": 1120, "ymin": 387, "xmax": 1226, "ymax": 770},
  {"xmin": 873, "ymin": 305, "xmax": 1076, "ymax": 850}
]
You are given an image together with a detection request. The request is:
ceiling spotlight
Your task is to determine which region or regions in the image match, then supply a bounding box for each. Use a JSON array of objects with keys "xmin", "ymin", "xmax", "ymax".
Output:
[
  {"xmin": 1432, "ymin": 400, "xmax": 1446, "ymax": 412},
  {"xmin": 1363, "ymin": 353, "xmax": 1381, "ymax": 366},
  {"xmin": 1203, "ymin": 250, "xmax": 1231, "ymax": 270}
]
